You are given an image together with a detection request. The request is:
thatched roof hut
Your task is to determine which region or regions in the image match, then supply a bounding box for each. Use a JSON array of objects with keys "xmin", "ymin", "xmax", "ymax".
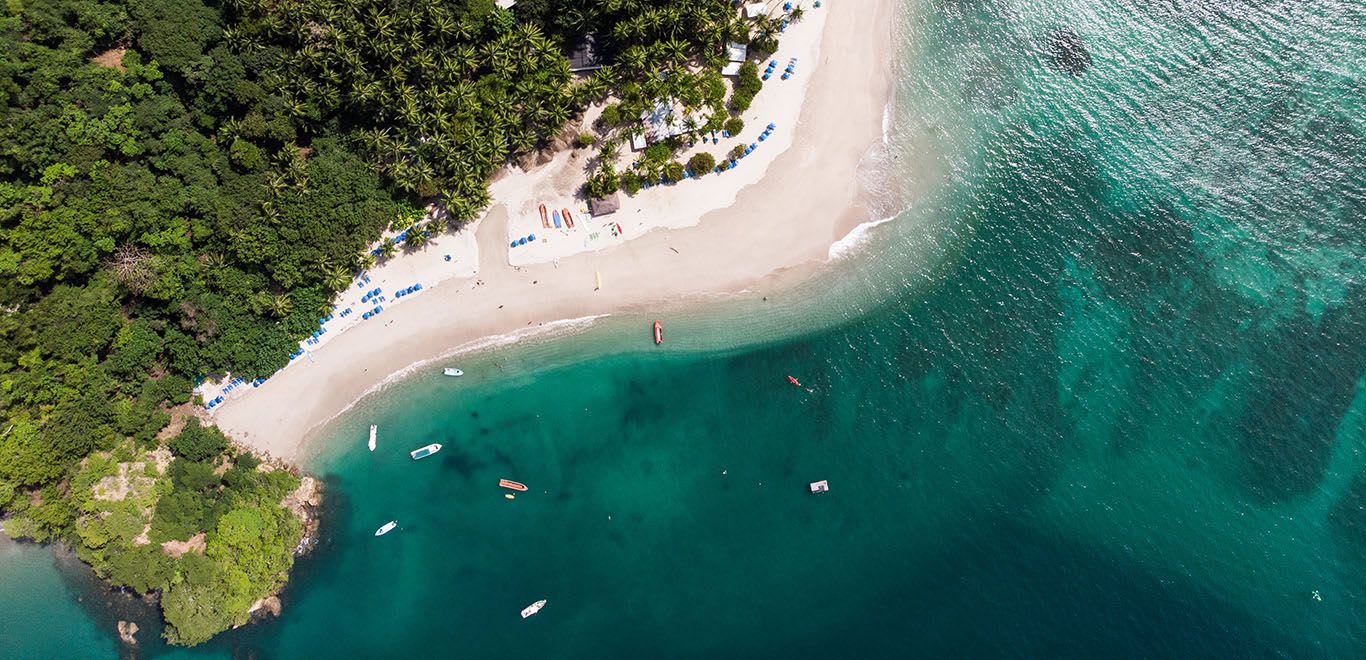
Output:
[{"xmin": 589, "ymin": 193, "xmax": 620, "ymax": 216}]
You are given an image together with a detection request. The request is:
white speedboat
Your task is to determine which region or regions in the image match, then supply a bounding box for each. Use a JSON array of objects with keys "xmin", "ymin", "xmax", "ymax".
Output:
[
  {"xmin": 410, "ymin": 443, "xmax": 443, "ymax": 460},
  {"xmin": 375, "ymin": 521, "xmax": 397, "ymax": 536},
  {"xmin": 443, "ymin": 367, "xmax": 463, "ymax": 377},
  {"xmin": 521, "ymin": 600, "xmax": 547, "ymax": 619},
  {"xmin": 368, "ymin": 424, "xmax": 377, "ymax": 452}
]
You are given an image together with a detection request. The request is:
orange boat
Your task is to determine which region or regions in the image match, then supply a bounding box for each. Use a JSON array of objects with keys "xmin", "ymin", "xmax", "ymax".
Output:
[
  {"xmin": 653, "ymin": 320, "xmax": 663, "ymax": 345},
  {"xmin": 561, "ymin": 207, "xmax": 575, "ymax": 229},
  {"xmin": 538, "ymin": 204, "xmax": 550, "ymax": 229},
  {"xmin": 499, "ymin": 478, "xmax": 528, "ymax": 491}
]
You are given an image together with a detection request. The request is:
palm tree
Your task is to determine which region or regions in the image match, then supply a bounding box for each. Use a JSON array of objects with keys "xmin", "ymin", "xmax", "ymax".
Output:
[
  {"xmin": 378, "ymin": 240, "xmax": 398, "ymax": 261},
  {"xmin": 324, "ymin": 265, "xmax": 352, "ymax": 292},
  {"xmin": 270, "ymin": 293, "xmax": 294, "ymax": 318}
]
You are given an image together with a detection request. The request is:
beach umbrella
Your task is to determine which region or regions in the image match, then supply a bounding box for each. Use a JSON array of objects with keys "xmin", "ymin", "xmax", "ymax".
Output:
[
  {"xmin": 518, "ymin": 237, "xmax": 527, "ymax": 245},
  {"xmin": 510, "ymin": 241, "xmax": 518, "ymax": 248},
  {"xmin": 529, "ymin": 234, "xmax": 536, "ymax": 241},
  {"xmin": 768, "ymin": 123, "xmax": 776, "ymax": 130}
]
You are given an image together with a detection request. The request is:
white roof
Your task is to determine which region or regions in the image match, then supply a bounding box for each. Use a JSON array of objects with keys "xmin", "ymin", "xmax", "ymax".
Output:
[
  {"xmin": 630, "ymin": 133, "xmax": 648, "ymax": 151},
  {"xmin": 495, "ymin": 0, "xmax": 517, "ymax": 8},
  {"xmin": 744, "ymin": 3, "xmax": 767, "ymax": 19},
  {"xmin": 726, "ymin": 42, "xmax": 748, "ymax": 62},
  {"xmin": 641, "ymin": 100, "xmax": 689, "ymax": 142},
  {"xmin": 721, "ymin": 62, "xmax": 743, "ymax": 76}
]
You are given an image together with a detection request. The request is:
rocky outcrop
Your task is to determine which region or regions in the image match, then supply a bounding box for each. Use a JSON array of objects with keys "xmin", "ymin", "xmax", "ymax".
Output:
[
  {"xmin": 281, "ymin": 476, "xmax": 322, "ymax": 557},
  {"xmin": 117, "ymin": 620, "xmax": 139, "ymax": 646},
  {"xmin": 1045, "ymin": 27, "xmax": 1092, "ymax": 75},
  {"xmin": 248, "ymin": 595, "xmax": 282, "ymax": 619}
]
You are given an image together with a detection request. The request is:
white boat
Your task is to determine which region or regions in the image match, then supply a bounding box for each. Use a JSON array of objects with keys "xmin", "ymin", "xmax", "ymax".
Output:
[
  {"xmin": 410, "ymin": 443, "xmax": 443, "ymax": 460},
  {"xmin": 375, "ymin": 521, "xmax": 397, "ymax": 536},
  {"xmin": 521, "ymin": 599, "xmax": 547, "ymax": 619},
  {"xmin": 443, "ymin": 367, "xmax": 464, "ymax": 377},
  {"xmin": 368, "ymin": 424, "xmax": 377, "ymax": 452}
]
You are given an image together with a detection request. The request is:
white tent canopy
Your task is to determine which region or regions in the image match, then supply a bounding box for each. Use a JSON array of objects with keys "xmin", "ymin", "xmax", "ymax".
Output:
[{"xmin": 744, "ymin": 3, "xmax": 768, "ymax": 19}]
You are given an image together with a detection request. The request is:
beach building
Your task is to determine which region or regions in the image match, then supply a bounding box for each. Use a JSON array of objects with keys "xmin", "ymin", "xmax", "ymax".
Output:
[
  {"xmin": 722, "ymin": 42, "xmax": 749, "ymax": 76},
  {"xmin": 495, "ymin": 0, "xmax": 516, "ymax": 8},
  {"xmin": 641, "ymin": 99, "xmax": 690, "ymax": 144},
  {"xmin": 744, "ymin": 2, "xmax": 768, "ymax": 19},
  {"xmin": 589, "ymin": 193, "xmax": 620, "ymax": 216},
  {"xmin": 569, "ymin": 35, "xmax": 603, "ymax": 73}
]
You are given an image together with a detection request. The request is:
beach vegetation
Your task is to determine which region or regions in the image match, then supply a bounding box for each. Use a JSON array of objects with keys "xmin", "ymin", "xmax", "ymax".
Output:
[
  {"xmin": 687, "ymin": 152, "xmax": 717, "ymax": 176},
  {"xmin": 663, "ymin": 161, "xmax": 686, "ymax": 182},
  {"xmin": 730, "ymin": 62, "xmax": 763, "ymax": 113},
  {"xmin": 724, "ymin": 116, "xmax": 746, "ymax": 136},
  {"xmin": 729, "ymin": 144, "xmax": 749, "ymax": 162},
  {"xmin": 577, "ymin": 132, "xmax": 599, "ymax": 149},
  {"xmin": 620, "ymin": 171, "xmax": 643, "ymax": 195}
]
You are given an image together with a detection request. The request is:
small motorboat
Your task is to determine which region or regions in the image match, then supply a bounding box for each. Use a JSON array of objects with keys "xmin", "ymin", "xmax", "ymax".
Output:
[
  {"xmin": 521, "ymin": 600, "xmax": 547, "ymax": 619},
  {"xmin": 653, "ymin": 320, "xmax": 663, "ymax": 345},
  {"xmin": 410, "ymin": 443, "xmax": 443, "ymax": 460},
  {"xmin": 788, "ymin": 375, "xmax": 802, "ymax": 387},
  {"xmin": 538, "ymin": 203, "xmax": 550, "ymax": 229},
  {"xmin": 499, "ymin": 479, "xmax": 528, "ymax": 491},
  {"xmin": 561, "ymin": 208, "xmax": 575, "ymax": 228},
  {"xmin": 375, "ymin": 521, "xmax": 397, "ymax": 536},
  {"xmin": 809, "ymin": 480, "xmax": 830, "ymax": 493},
  {"xmin": 443, "ymin": 367, "xmax": 464, "ymax": 377},
  {"xmin": 368, "ymin": 424, "xmax": 377, "ymax": 452}
]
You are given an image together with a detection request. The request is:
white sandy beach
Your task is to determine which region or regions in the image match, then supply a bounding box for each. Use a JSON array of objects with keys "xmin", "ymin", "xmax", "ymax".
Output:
[{"xmin": 212, "ymin": 0, "xmax": 898, "ymax": 461}]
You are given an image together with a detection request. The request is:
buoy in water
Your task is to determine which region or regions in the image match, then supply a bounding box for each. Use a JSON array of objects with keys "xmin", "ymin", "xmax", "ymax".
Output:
[{"xmin": 504, "ymin": 493, "xmax": 515, "ymax": 500}]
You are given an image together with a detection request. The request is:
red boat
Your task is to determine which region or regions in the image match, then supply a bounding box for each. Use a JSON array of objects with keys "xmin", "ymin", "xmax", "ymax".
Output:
[
  {"xmin": 499, "ymin": 478, "xmax": 528, "ymax": 492},
  {"xmin": 561, "ymin": 207, "xmax": 575, "ymax": 229},
  {"xmin": 653, "ymin": 320, "xmax": 663, "ymax": 345},
  {"xmin": 538, "ymin": 204, "xmax": 550, "ymax": 229},
  {"xmin": 788, "ymin": 375, "xmax": 802, "ymax": 387}
]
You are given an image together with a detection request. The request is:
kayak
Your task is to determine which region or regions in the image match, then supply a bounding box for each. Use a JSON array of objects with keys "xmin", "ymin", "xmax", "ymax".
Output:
[
  {"xmin": 538, "ymin": 204, "xmax": 549, "ymax": 229},
  {"xmin": 788, "ymin": 375, "xmax": 801, "ymax": 387},
  {"xmin": 553, "ymin": 210, "xmax": 562, "ymax": 229},
  {"xmin": 561, "ymin": 207, "xmax": 575, "ymax": 229},
  {"xmin": 653, "ymin": 320, "xmax": 663, "ymax": 345},
  {"xmin": 499, "ymin": 479, "xmax": 528, "ymax": 491}
]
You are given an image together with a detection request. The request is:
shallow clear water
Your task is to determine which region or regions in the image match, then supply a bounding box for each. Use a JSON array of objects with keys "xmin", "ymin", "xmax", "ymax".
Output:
[{"xmin": 6, "ymin": 0, "xmax": 1366, "ymax": 656}]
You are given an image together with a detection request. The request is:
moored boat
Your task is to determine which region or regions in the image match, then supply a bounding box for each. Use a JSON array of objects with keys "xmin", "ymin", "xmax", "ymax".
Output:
[
  {"xmin": 443, "ymin": 367, "xmax": 464, "ymax": 377},
  {"xmin": 375, "ymin": 521, "xmax": 397, "ymax": 536},
  {"xmin": 368, "ymin": 424, "xmax": 377, "ymax": 452},
  {"xmin": 653, "ymin": 320, "xmax": 663, "ymax": 345},
  {"xmin": 521, "ymin": 600, "xmax": 547, "ymax": 619},
  {"xmin": 538, "ymin": 203, "xmax": 549, "ymax": 229},
  {"xmin": 561, "ymin": 207, "xmax": 575, "ymax": 228},
  {"xmin": 410, "ymin": 443, "xmax": 443, "ymax": 460},
  {"xmin": 499, "ymin": 478, "xmax": 528, "ymax": 491}
]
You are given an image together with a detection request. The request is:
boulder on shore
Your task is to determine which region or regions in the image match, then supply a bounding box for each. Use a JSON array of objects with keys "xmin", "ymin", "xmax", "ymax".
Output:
[
  {"xmin": 117, "ymin": 620, "xmax": 139, "ymax": 646},
  {"xmin": 249, "ymin": 595, "xmax": 282, "ymax": 619}
]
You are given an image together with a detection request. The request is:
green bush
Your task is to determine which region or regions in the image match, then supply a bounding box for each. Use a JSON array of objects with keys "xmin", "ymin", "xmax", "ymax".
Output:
[
  {"xmin": 663, "ymin": 161, "xmax": 685, "ymax": 182},
  {"xmin": 643, "ymin": 142, "xmax": 672, "ymax": 164},
  {"xmin": 576, "ymin": 132, "xmax": 597, "ymax": 148},
  {"xmin": 729, "ymin": 144, "xmax": 748, "ymax": 161},
  {"xmin": 730, "ymin": 62, "xmax": 762, "ymax": 113},
  {"xmin": 169, "ymin": 419, "xmax": 229, "ymax": 462},
  {"xmin": 724, "ymin": 116, "xmax": 745, "ymax": 135},
  {"xmin": 620, "ymin": 171, "xmax": 643, "ymax": 194},
  {"xmin": 687, "ymin": 152, "xmax": 716, "ymax": 176}
]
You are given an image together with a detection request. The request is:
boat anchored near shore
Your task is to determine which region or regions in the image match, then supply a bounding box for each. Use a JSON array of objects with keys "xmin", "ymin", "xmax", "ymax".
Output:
[
  {"xmin": 410, "ymin": 443, "xmax": 443, "ymax": 460},
  {"xmin": 375, "ymin": 521, "xmax": 397, "ymax": 536},
  {"xmin": 499, "ymin": 479, "xmax": 528, "ymax": 491},
  {"xmin": 368, "ymin": 424, "xmax": 377, "ymax": 452},
  {"xmin": 443, "ymin": 367, "xmax": 463, "ymax": 377},
  {"xmin": 521, "ymin": 600, "xmax": 547, "ymax": 619}
]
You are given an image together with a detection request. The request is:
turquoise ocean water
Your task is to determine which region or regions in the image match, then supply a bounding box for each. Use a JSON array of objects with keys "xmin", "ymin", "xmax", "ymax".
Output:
[{"xmin": 5, "ymin": 0, "xmax": 1366, "ymax": 656}]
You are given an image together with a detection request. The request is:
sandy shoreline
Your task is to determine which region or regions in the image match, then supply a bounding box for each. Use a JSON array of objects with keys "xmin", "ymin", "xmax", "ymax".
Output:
[{"xmin": 213, "ymin": 0, "xmax": 899, "ymax": 462}]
